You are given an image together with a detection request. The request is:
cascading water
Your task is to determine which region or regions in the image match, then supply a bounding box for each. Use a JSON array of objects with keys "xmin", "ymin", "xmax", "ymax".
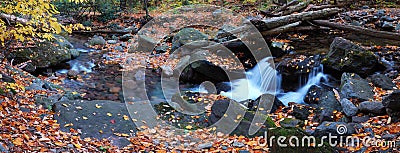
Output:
[
  {"xmin": 220, "ymin": 57, "xmax": 279, "ymax": 102},
  {"xmin": 217, "ymin": 57, "xmax": 329, "ymax": 105},
  {"xmin": 56, "ymin": 48, "xmax": 96, "ymax": 74},
  {"xmin": 277, "ymin": 65, "xmax": 328, "ymax": 105}
]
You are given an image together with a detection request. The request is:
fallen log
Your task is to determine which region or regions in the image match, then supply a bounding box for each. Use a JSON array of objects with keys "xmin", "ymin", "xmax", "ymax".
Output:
[
  {"xmin": 272, "ymin": 0, "xmax": 299, "ymax": 14},
  {"xmin": 261, "ymin": 22, "xmax": 330, "ymax": 36},
  {"xmin": 303, "ymin": 4, "xmax": 338, "ymax": 12},
  {"xmin": 312, "ymin": 20, "xmax": 400, "ymax": 41},
  {"xmin": 72, "ymin": 29, "xmax": 133, "ymax": 34},
  {"xmin": 253, "ymin": 8, "xmax": 342, "ymax": 30},
  {"xmin": 277, "ymin": 0, "xmax": 310, "ymax": 16},
  {"xmin": 0, "ymin": 13, "xmax": 28, "ymax": 26}
]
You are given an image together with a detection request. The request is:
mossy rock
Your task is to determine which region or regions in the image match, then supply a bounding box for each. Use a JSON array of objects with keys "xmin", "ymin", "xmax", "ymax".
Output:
[
  {"xmin": 323, "ymin": 37, "xmax": 380, "ymax": 77},
  {"xmin": 8, "ymin": 34, "xmax": 73, "ymax": 72}
]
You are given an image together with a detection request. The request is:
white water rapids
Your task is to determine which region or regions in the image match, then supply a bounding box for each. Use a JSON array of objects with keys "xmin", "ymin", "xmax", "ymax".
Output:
[{"xmin": 194, "ymin": 57, "xmax": 329, "ymax": 105}]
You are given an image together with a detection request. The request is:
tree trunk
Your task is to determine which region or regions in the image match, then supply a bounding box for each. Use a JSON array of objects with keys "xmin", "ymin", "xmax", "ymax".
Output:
[
  {"xmin": 252, "ymin": 8, "xmax": 342, "ymax": 30},
  {"xmin": 312, "ymin": 20, "xmax": 400, "ymax": 41}
]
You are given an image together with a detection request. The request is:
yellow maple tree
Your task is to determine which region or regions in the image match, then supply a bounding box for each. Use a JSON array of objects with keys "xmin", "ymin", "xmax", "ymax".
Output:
[{"xmin": 0, "ymin": 0, "xmax": 88, "ymax": 47}]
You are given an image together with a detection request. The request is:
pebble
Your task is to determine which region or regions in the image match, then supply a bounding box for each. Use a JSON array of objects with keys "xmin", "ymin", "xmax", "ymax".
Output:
[
  {"xmin": 232, "ymin": 141, "xmax": 245, "ymax": 148},
  {"xmin": 198, "ymin": 142, "xmax": 213, "ymax": 149},
  {"xmin": 107, "ymin": 40, "xmax": 117, "ymax": 44}
]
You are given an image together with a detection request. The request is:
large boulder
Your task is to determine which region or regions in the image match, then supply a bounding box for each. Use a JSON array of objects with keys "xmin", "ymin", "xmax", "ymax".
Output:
[
  {"xmin": 174, "ymin": 50, "xmax": 235, "ymax": 84},
  {"xmin": 8, "ymin": 35, "xmax": 73, "ymax": 72},
  {"xmin": 369, "ymin": 73, "xmax": 396, "ymax": 90},
  {"xmin": 382, "ymin": 90, "xmax": 400, "ymax": 122},
  {"xmin": 53, "ymin": 100, "xmax": 136, "ymax": 147},
  {"xmin": 340, "ymin": 73, "xmax": 374, "ymax": 102},
  {"xmin": 358, "ymin": 101, "xmax": 386, "ymax": 115},
  {"xmin": 209, "ymin": 95, "xmax": 281, "ymax": 137},
  {"xmin": 171, "ymin": 28, "xmax": 209, "ymax": 52},
  {"xmin": 322, "ymin": 37, "xmax": 380, "ymax": 77},
  {"xmin": 304, "ymin": 85, "xmax": 342, "ymax": 113},
  {"xmin": 87, "ymin": 35, "xmax": 106, "ymax": 46}
]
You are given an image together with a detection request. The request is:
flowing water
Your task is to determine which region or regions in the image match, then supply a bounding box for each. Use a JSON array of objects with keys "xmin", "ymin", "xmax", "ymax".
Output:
[
  {"xmin": 218, "ymin": 57, "xmax": 329, "ymax": 105},
  {"xmin": 56, "ymin": 48, "xmax": 96, "ymax": 74}
]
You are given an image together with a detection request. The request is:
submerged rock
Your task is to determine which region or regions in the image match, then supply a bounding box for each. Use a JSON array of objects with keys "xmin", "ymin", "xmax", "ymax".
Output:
[
  {"xmin": 340, "ymin": 73, "xmax": 374, "ymax": 102},
  {"xmin": 322, "ymin": 37, "xmax": 380, "ymax": 77}
]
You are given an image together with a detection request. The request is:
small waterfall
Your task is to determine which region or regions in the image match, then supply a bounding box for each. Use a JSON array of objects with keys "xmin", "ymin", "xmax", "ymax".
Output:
[
  {"xmin": 190, "ymin": 57, "xmax": 329, "ymax": 106},
  {"xmin": 56, "ymin": 48, "xmax": 96, "ymax": 74},
  {"xmin": 220, "ymin": 57, "xmax": 279, "ymax": 102},
  {"xmin": 277, "ymin": 65, "xmax": 328, "ymax": 105}
]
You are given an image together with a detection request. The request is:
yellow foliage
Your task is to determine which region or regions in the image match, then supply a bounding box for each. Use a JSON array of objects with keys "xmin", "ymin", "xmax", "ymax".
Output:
[{"xmin": 0, "ymin": 0, "xmax": 76, "ymax": 46}]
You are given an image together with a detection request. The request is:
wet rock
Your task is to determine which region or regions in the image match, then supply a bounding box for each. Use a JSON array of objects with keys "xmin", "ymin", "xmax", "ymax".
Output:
[
  {"xmin": 313, "ymin": 122, "xmax": 356, "ymax": 137},
  {"xmin": 53, "ymin": 100, "xmax": 136, "ymax": 143},
  {"xmin": 382, "ymin": 21, "xmax": 394, "ymax": 31},
  {"xmin": 69, "ymin": 49, "xmax": 80, "ymax": 59},
  {"xmin": 370, "ymin": 74, "xmax": 396, "ymax": 90},
  {"xmin": 278, "ymin": 55, "xmax": 322, "ymax": 91},
  {"xmin": 322, "ymin": 37, "xmax": 380, "ymax": 77},
  {"xmin": 119, "ymin": 34, "xmax": 133, "ymax": 41},
  {"xmin": 358, "ymin": 101, "xmax": 386, "ymax": 115},
  {"xmin": 340, "ymin": 73, "xmax": 374, "ymax": 102},
  {"xmin": 88, "ymin": 35, "xmax": 106, "ymax": 46},
  {"xmin": 0, "ymin": 73, "xmax": 15, "ymax": 83},
  {"xmin": 171, "ymin": 28, "xmax": 208, "ymax": 52},
  {"xmin": 340, "ymin": 98, "xmax": 358, "ymax": 116},
  {"xmin": 107, "ymin": 40, "xmax": 117, "ymax": 44},
  {"xmin": 67, "ymin": 70, "xmax": 78, "ymax": 79},
  {"xmin": 304, "ymin": 85, "xmax": 342, "ymax": 113},
  {"xmin": 269, "ymin": 41, "xmax": 289, "ymax": 58}
]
